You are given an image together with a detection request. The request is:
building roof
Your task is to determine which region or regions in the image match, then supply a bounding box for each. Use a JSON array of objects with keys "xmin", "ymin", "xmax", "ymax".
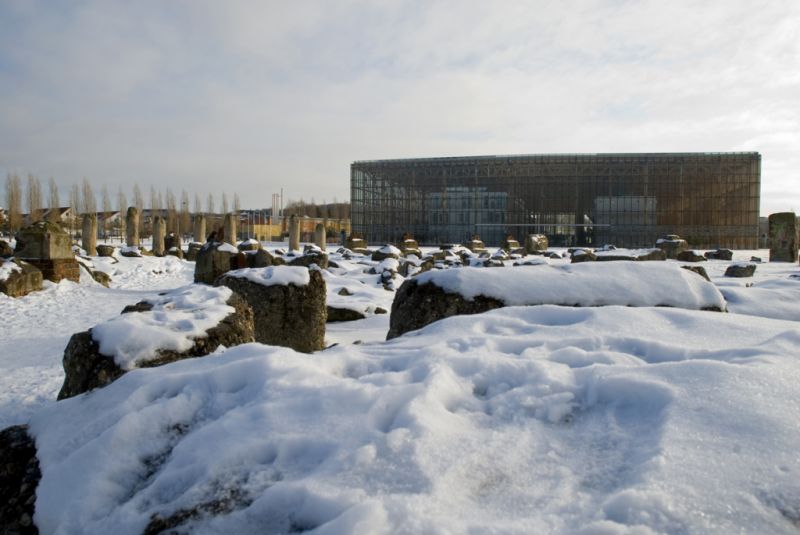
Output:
[{"xmin": 353, "ymin": 152, "xmax": 761, "ymax": 166}]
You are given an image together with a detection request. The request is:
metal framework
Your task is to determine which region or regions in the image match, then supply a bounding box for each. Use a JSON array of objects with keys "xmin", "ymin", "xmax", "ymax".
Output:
[{"xmin": 351, "ymin": 152, "xmax": 760, "ymax": 248}]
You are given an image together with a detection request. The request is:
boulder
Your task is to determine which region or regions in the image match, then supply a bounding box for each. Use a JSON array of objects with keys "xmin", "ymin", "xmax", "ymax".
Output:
[
  {"xmin": 14, "ymin": 221, "xmax": 79, "ymax": 283},
  {"xmin": 247, "ymin": 248, "xmax": 275, "ymax": 268},
  {"xmin": 0, "ymin": 259, "xmax": 43, "ymax": 298},
  {"xmin": 327, "ymin": 306, "xmax": 366, "ymax": 322},
  {"xmin": 167, "ymin": 247, "xmax": 184, "ymax": 259},
  {"xmin": 681, "ymin": 265, "xmax": 711, "ymax": 282},
  {"xmin": 571, "ymin": 249, "xmax": 597, "ymax": 263},
  {"xmin": 120, "ymin": 246, "xmax": 142, "ymax": 258},
  {"xmin": 58, "ymin": 291, "xmax": 254, "ymax": 400},
  {"xmin": 185, "ymin": 242, "xmax": 203, "ymax": 262},
  {"xmin": 238, "ymin": 239, "xmax": 261, "ymax": 252},
  {"xmin": 92, "ymin": 270, "xmax": 111, "ymax": 287},
  {"xmin": 218, "ymin": 267, "xmax": 327, "ymax": 353},
  {"xmin": 635, "ymin": 249, "xmax": 666, "ymax": 261},
  {"xmin": 656, "ymin": 235, "xmax": 689, "ymax": 260},
  {"xmin": 524, "ymin": 234, "xmax": 548, "ymax": 254},
  {"xmin": 387, "ymin": 280, "xmax": 503, "ymax": 339},
  {"xmin": 768, "ymin": 212, "xmax": 798, "ymax": 262},
  {"xmin": 677, "ymin": 250, "xmax": 707, "ymax": 263},
  {"xmin": 704, "ymin": 249, "xmax": 734, "ymax": 261},
  {"xmin": 0, "ymin": 240, "xmax": 14, "ymax": 258},
  {"xmin": 346, "ymin": 237, "xmax": 369, "ymax": 255},
  {"xmin": 287, "ymin": 249, "xmax": 329, "ymax": 269},
  {"xmin": 595, "ymin": 253, "xmax": 636, "ymax": 262},
  {"xmin": 0, "ymin": 424, "xmax": 40, "ymax": 535},
  {"xmin": 372, "ymin": 245, "xmax": 401, "ymax": 262},
  {"xmin": 194, "ymin": 242, "xmax": 241, "ymax": 284},
  {"xmin": 164, "ymin": 233, "xmax": 182, "ymax": 253},
  {"xmin": 96, "ymin": 244, "xmax": 116, "ymax": 257},
  {"xmin": 501, "ymin": 236, "xmax": 523, "ymax": 254},
  {"xmin": 465, "ymin": 236, "xmax": 487, "ymax": 254},
  {"xmin": 725, "ymin": 263, "xmax": 757, "ymax": 278}
]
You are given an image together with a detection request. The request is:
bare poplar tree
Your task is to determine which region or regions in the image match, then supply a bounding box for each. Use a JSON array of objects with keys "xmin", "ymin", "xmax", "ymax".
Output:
[
  {"xmin": 180, "ymin": 189, "xmax": 190, "ymax": 236},
  {"xmin": 81, "ymin": 178, "xmax": 96, "ymax": 215},
  {"xmin": 221, "ymin": 192, "xmax": 229, "ymax": 216},
  {"xmin": 27, "ymin": 174, "xmax": 43, "ymax": 223},
  {"xmin": 117, "ymin": 186, "xmax": 127, "ymax": 241},
  {"xmin": 132, "ymin": 183, "xmax": 144, "ymax": 235},
  {"xmin": 69, "ymin": 183, "xmax": 80, "ymax": 236},
  {"xmin": 233, "ymin": 193, "xmax": 241, "ymax": 214},
  {"xmin": 5, "ymin": 173, "xmax": 23, "ymax": 232},
  {"xmin": 48, "ymin": 177, "xmax": 60, "ymax": 223},
  {"xmin": 193, "ymin": 193, "xmax": 202, "ymax": 216},
  {"xmin": 166, "ymin": 189, "xmax": 177, "ymax": 233},
  {"xmin": 101, "ymin": 185, "xmax": 111, "ymax": 237},
  {"xmin": 206, "ymin": 193, "xmax": 215, "ymax": 224}
]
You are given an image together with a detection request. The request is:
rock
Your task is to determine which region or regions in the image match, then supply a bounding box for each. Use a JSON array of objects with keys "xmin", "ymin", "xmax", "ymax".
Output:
[
  {"xmin": 595, "ymin": 253, "xmax": 637, "ymax": 262},
  {"xmin": 399, "ymin": 257, "xmax": 434, "ymax": 277},
  {"xmin": 246, "ymin": 248, "xmax": 274, "ymax": 268},
  {"xmin": 0, "ymin": 259, "xmax": 43, "ymax": 298},
  {"xmin": 345, "ymin": 237, "xmax": 369, "ymax": 254},
  {"xmin": 14, "ymin": 221, "xmax": 79, "ymax": 283},
  {"xmin": 120, "ymin": 247, "xmax": 142, "ymax": 257},
  {"xmin": 656, "ymin": 235, "xmax": 689, "ymax": 260},
  {"xmin": 92, "ymin": 270, "xmax": 111, "ymax": 287},
  {"xmin": 1, "ymin": 240, "xmax": 15, "ymax": 258},
  {"xmin": 167, "ymin": 247, "xmax": 184, "ymax": 259},
  {"xmin": 194, "ymin": 242, "xmax": 241, "ymax": 284},
  {"xmin": 704, "ymin": 249, "xmax": 734, "ymax": 261},
  {"xmin": 58, "ymin": 292, "xmax": 254, "ymax": 399},
  {"xmin": 0, "ymin": 425, "xmax": 40, "ymax": 535},
  {"xmin": 465, "ymin": 236, "xmax": 487, "ymax": 254},
  {"xmin": 387, "ymin": 280, "xmax": 503, "ymax": 339},
  {"xmin": 635, "ymin": 249, "xmax": 666, "ymax": 261},
  {"xmin": 288, "ymin": 250, "xmax": 329, "ymax": 269},
  {"xmin": 525, "ymin": 234, "xmax": 548, "ymax": 254},
  {"xmin": 238, "ymin": 239, "xmax": 261, "ymax": 252},
  {"xmin": 375, "ymin": 307, "xmax": 388, "ymax": 314},
  {"xmin": 185, "ymin": 242, "xmax": 203, "ymax": 262},
  {"xmin": 337, "ymin": 287, "xmax": 353, "ymax": 296},
  {"xmin": 326, "ymin": 306, "xmax": 366, "ymax": 322},
  {"xmin": 750, "ymin": 256, "xmax": 762, "ymax": 263},
  {"xmin": 677, "ymin": 250, "xmax": 707, "ymax": 262},
  {"xmin": 218, "ymin": 268, "xmax": 327, "ymax": 353},
  {"xmin": 164, "ymin": 233, "xmax": 182, "ymax": 253},
  {"xmin": 681, "ymin": 265, "xmax": 711, "ymax": 282},
  {"xmin": 725, "ymin": 263, "xmax": 757, "ymax": 278},
  {"xmin": 768, "ymin": 212, "xmax": 798, "ymax": 262},
  {"xmin": 501, "ymin": 236, "xmax": 523, "ymax": 254},
  {"xmin": 571, "ymin": 249, "xmax": 597, "ymax": 263},
  {"xmin": 96, "ymin": 244, "xmax": 116, "ymax": 257},
  {"xmin": 372, "ymin": 245, "xmax": 401, "ymax": 262}
]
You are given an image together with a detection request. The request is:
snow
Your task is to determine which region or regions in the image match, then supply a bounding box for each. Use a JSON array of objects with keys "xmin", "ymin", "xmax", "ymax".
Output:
[
  {"xmin": 0, "ymin": 258, "xmax": 21, "ymax": 281},
  {"xmin": 2, "ymin": 245, "xmax": 800, "ymax": 533},
  {"xmin": 413, "ymin": 261, "xmax": 726, "ymax": 310},
  {"xmin": 377, "ymin": 244, "xmax": 401, "ymax": 255},
  {"xmin": 91, "ymin": 284, "xmax": 235, "ymax": 370},
  {"xmin": 217, "ymin": 242, "xmax": 239, "ymax": 254},
  {"xmin": 225, "ymin": 265, "xmax": 311, "ymax": 287}
]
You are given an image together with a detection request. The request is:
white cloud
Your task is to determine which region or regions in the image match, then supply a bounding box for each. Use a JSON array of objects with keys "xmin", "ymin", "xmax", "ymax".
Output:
[{"xmin": 0, "ymin": 0, "xmax": 798, "ymax": 213}]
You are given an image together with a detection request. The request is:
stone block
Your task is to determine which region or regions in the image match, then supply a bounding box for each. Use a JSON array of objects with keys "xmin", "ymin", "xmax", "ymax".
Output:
[
  {"xmin": 14, "ymin": 221, "xmax": 72, "ymax": 260},
  {"xmin": 0, "ymin": 259, "xmax": 43, "ymax": 297},
  {"xmin": 768, "ymin": 212, "xmax": 797, "ymax": 262}
]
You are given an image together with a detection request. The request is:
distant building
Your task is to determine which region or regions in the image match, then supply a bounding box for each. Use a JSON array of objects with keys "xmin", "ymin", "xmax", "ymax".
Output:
[{"xmin": 351, "ymin": 152, "xmax": 761, "ymax": 248}]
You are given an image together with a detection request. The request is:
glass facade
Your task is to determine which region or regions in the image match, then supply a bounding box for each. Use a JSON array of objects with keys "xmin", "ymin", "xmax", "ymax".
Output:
[{"xmin": 351, "ymin": 152, "xmax": 760, "ymax": 248}]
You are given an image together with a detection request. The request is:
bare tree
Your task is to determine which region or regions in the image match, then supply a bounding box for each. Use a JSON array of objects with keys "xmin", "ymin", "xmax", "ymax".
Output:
[
  {"xmin": 233, "ymin": 193, "xmax": 241, "ymax": 214},
  {"xmin": 4, "ymin": 173, "xmax": 23, "ymax": 232},
  {"xmin": 166, "ymin": 189, "xmax": 177, "ymax": 233},
  {"xmin": 206, "ymin": 193, "xmax": 215, "ymax": 226},
  {"xmin": 69, "ymin": 183, "xmax": 80, "ymax": 236},
  {"xmin": 180, "ymin": 189, "xmax": 190, "ymax": 236},
  {"xmin": 81, "ymin": 178, "xmax": 96, "ymax": 215},
  {"xmin": 48, "ymin": 177, "xmax": 60, "ymax": 223},
  {"xmin": 101, "ymin": 185, "xmax": 112, "ymax": 238},
  {"xmin": 193, "ymin": 193, "xmax": 202, "ymax": 216},
  {"xmin": 26, "ymin": 174, "xmax": 43, "ymax": 223},
  {"xmin": 133, "ymin": 183, "xmax": 144, "ymax": 235},
  {"xmin": 117, "ymin": 186, "xmax": 127, "ymax": 241},
  {"xmin": 221, "ymin": 192, "xmax": 229, "ymax": 216}
]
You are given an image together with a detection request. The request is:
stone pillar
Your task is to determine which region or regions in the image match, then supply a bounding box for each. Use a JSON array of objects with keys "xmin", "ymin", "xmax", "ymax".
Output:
[
  {"xmin": 193, "ymin": 215, "xmax": 206, "ymax": 243},
  {"xmin": 82, "ymin": 214, "xmax": 97, "ymax": 256},
  {"xmin": 314, "ymin": 223, "xmax": 326, "ymax": 249},
  {"xmin": 152, "ymin": 216, "xmax": 166, "ymax": 256},
  {"xmin": 223, "ymin": 213, "xmax": 237, "ymax": 246},
  {"xmin": 125, "ymin": 207, "xmax": 139, "ymax": 247},
  {"xmin": 289, "ymin": 214, "xmax": 300, "ymax": 252},
  {"xmin": 769, "ymin": 212, "xmax": 798, "ymax": 262}
]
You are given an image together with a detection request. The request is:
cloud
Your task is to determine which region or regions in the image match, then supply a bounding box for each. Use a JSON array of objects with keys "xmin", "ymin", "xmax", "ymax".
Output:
[{"xmin": 0, "ymin": 0, "xmax": 798, "ymax": 213}]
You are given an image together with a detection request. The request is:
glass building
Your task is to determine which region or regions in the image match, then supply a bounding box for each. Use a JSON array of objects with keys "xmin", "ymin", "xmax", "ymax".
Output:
[{"xmin": 351, "ymin": 152, "xmax": 760, "ymax": 248}]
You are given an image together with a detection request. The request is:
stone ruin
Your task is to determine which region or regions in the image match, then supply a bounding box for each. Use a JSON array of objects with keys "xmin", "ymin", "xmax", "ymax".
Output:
[
  {"xmin": 524, "ymin": 234, "xmax": 548, "ymax": 254},
  {"xmin": 0, "ymin": 259, "xmax": 43, "ymax": 298},
  {"xmin": 164, "ymin": 232, "xmax": 183, "ymax": 258},
  {"xmin": 656, "ymin": 234, "xmax": 688, "ymax": 259},
  {"xmin": 14, "ymin": 221, "xmax": 79, "ymax": 283},
  {"xmin": 81, "ymin": 214, "xmax": 97, "ymax": 256},
  {"xmin": 58, "ymin": 291, "xmax": 254, "ymax": 400},
  {"xmin": 192, "ymin": 214, "xmax": 206, "ymax": 245},
  {"xmin": 125, "ymin": 207, "xmax": 139, "ymax": 247},
  {"xmin": 465, "ymin": 235, "xmax": 487, "ymax": 254},
  {"xmin": 345, "ymin": 235, "xmax": 369, "ymax": 254},
  {"xmin": 217, "ymin": 267, "xmax": 327, "ymax": 353},
  {"xmin": 223, "ymin": 213, "xmax": 237, "ymax": 247},
  {"xmin": 152, "ymin": 216, "xmax": 166, "ymax": 256},
  {"xmin": 314, "ymin": 223, "xmax": 326, "ymax": 249},
  {"xmin": 768, "ymin": 212, "xmax": 798, "ymax": 262},
  {"xmin": 288, "ymin": 214, "xmax": 301, "ymax": 252},
  {"xmin": 194, "ymin": 241, "xmax": 245, "ymax": 284},
  {"xmin": 501, "ymin": 235, "xmax": 524, "ymax": 255}
]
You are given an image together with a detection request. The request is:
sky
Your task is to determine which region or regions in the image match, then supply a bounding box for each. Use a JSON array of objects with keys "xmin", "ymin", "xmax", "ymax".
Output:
[{"xmin": 1, "ymin": 0, "xmax": 798, "ymax": 213}]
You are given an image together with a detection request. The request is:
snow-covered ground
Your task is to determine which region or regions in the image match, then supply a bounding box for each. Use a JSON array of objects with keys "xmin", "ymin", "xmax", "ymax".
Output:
[{"xmin": 2, "ymin": 244, "xmax": 800, "ymax": 534}]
